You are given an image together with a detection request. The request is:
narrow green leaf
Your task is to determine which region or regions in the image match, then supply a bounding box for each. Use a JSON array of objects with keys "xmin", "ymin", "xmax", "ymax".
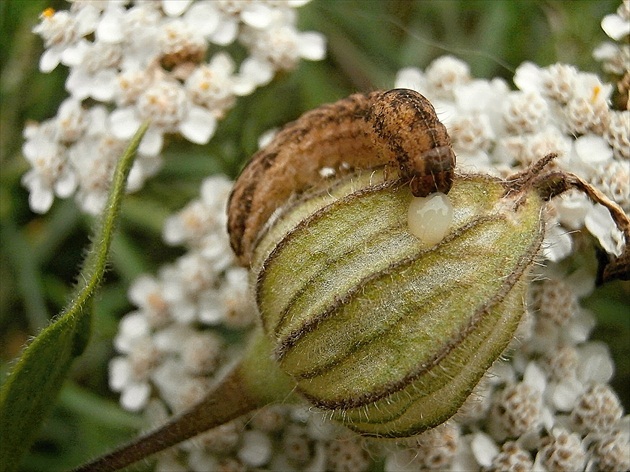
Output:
[{"xmin": 0, "ymin": 123, "xmax": 149, "ymax": 472}]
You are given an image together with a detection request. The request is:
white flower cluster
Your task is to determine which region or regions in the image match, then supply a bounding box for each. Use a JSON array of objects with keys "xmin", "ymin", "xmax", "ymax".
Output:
[
  {"xmin": 107, "ymin": 2, "xmax": 628, "ymax": 471},
  {"xmin": 109, "ymin": 175, "xmax": 255, "ymax": 412},
  {"xmin": 23, "ymin": 0, "xmax": 325, "ymax": 215},
  {"xmin": 396, "ymin": 53, "xmax": 628, "ymax": 261}
]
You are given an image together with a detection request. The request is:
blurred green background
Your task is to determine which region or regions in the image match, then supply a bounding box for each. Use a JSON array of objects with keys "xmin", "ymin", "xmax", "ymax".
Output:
[{"xmin": 1, "ymin": 1, "xmax": 628, "ymax": 471}]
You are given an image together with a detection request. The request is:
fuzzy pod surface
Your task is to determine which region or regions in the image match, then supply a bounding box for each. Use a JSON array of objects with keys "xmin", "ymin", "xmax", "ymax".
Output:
[{"xmin": 250, "ymin": 170, "xmax": 545, "ymax": 437}]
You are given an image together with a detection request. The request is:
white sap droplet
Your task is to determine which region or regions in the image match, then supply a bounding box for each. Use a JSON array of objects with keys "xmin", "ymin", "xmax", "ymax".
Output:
[{"xmin": 407, "ymin": 192, "xmax": 454, "ymax": 245}]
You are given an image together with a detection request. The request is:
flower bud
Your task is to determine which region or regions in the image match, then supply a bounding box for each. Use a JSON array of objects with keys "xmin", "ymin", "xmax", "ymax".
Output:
[{"xmin": 251, "ymin": 169, "xmax": 545, "ymax": 437}]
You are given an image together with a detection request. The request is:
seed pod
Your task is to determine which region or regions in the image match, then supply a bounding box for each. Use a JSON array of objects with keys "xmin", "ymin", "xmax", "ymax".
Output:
[{"xmin": 250, "ymin": 168, "xmax": 545, "ymax": 437}]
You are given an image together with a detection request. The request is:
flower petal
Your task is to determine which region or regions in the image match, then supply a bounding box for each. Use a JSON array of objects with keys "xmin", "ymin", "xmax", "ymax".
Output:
[
  {"xmin": 298, "ymin": 32, "xmax": 326, "ymax": 60},
  {"xmin": 121, "ymin": 382, "xmax": 151, "ymax": 411},
  {"xmin": 162, "ymin": 0, "xmax": 193, "ymax": 17},
  {"xmin": 241, "ymin": 4, "xmax": 274, "ymax": 29},
  {"xmin": 138, "ymin": 127, "xmax": 164, "ymax": 156},
  {"xmin": 601, "ymin": 13, "xmax": 629, "ymax": 40},
  {"xmin": 179, "ymin": 107, "xmax": 216, "ymax": 144},
  {"xmin": 39, "ymin": 47, "xmax": 62, "ymax": 73},
  {"xmin": 109, "ymin": 108, "xmax": 141, "ymax": 139}
]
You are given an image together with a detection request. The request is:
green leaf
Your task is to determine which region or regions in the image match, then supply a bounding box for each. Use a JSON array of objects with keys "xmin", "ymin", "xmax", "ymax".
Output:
[{"xmin": 0, "ymin": 123, "xmax": 149, "ymax": 472}]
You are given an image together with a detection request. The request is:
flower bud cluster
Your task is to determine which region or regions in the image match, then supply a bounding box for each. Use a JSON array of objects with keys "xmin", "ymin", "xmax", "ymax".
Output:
[{"xmin": 23, "ymin": 0, "xmax": 325, "ymax": 214}]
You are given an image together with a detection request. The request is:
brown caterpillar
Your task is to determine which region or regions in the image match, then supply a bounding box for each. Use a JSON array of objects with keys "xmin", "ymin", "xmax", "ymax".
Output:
[{"xmin": 227, "ymin": 88, "xmax": 456, "ymax": 266}]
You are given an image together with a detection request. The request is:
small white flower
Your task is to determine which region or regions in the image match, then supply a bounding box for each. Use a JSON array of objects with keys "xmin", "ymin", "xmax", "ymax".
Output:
[
  {"xmin": 68, "ymin": 128, "xmax": 131, "ymax": 214},
  {"xmin": 21, "ymin": 121, "xmax": 77, "ymax": 213},
  {"xmin": 515, "ymin": 62, "xmax": 579, "ymax": 106},
  {"xmin": 158, "ymin": 18, "xmax": 207, "ymax": 70},
  {"xmin": 109, "ymin": 319, "xmax": 161, "ymax": 412},
  {"xmin": 150, "ymin": 359, "xmax": 206, "ymax": 412},
  {"xmin": 21, "ymin": 171, "xmax": 57, "ymax": 214},
  {"xmin": 128, "ymin": 153, "xmax": 162, "ymax": 192},
  {"xmin": 109, "ymin": 356, "xmax": 152, "ymax": 411},
  {"xmin": 138, "ymin": 80, "xmax": 187, "ymax": 128},
  {"xmin": 549, "ymin": 377, "xmax": 584, "ymax": 411},
  {"xmin": 535, "ymin": 428, "xmax": 587, "ymax": 472},
  {"xmin": 110, "ymin": 79, "xmax": 217, "ymax": 153},
  {"xmin": 33, "ymin": 6, "xmax": 99, "ymax": 72},
  {"xmin": 178, "ymin": 106, "xmax": 217, "ymax": 144},
  {"xmin": 605, "ymin": 110, "xmax": 630, "ymax": 160},
  {"xmin": 571, "ymin": 134, "xmax": 614, "ymax": 178},
  {"xmin": 94, "ymin": 4, "xmax": 125, "ymax": 43},
  {"xmin": 56, "ymin": 97, "xmax": 89, "ymax": 142},
  {"xmin": 513, "ymin": 61, "xmax": 544, "ymax": 93},
  {"xmin": 240, "ymin": 2, "xmax": 276, "ymax": 29},
  {"xmin": 128, "ymin": 275, "xmax": 171, "ymax": 328},
  {"xmin": 186, "ymin": 53, "xmax": 239, "ymax": 115},
  {"xmin": 199, "ymin": 232, "xmax": 235, "ymax": 270},
  {"xmin": 164, "ymin": 252, "xmax": 220, "ymax": 323},
  {"xmin": 565, "ymin": 73, "xmax": 612, "ymax": 134},
  {"xmin": 217, "ymin": 267, "xmax": 256, "ymax": 328},
  {"xmin": 163, "ymin": 175, "xmax": 232, "ymax": 250},
  {"xmin": 552, "ymin": 190, "xmax": 591, "ymax": 231},
  {"xmin": 163, "ymin": 201, "xmax": 211, "ymax": 246},
  {"xmin": 518, "ymin": 127, "xmax": 572, "ymax": 168},
  {"xmin": 65, "ymin": 41, "xmax": 121, "ymax": 100},
  {"xmin": 450, "ymin": 114, "xmax": 495, "ymax": 154},
  {"xmin": 115, "ymin": 69, "xmax": 154, "ymax": 106},
  {"xmin": 238, "ymin": 56, "xmax": 275, "ymax": 88},
  {"xmin": 200, "ymin": 174, "xmax": 233, "ymax": 209},
  {"xmin": 425, "ymin": 55, "xmax": 471, "ymax": 99},
  {"xmin": 180, "ymin": 332, "xmax": 223, "ymax": 376},
  {"xmin": 114, "ymin": 311, "xmax": 151, "ymax": 353},
  {"xmin": 117, "ymin": 5, "xmax": 162, "ymax": 71},
  {"xmin": 209, "ymin": 16, "xmax": 239, "ymax": 46},
  {"xmin": 523, "ymin": 362, "xmax": 547, "ymax": 394},
  {"xmin": 502, "ymin": 91, "xmax": 549, "ymax": 134},
  {"xmin": 240, "ymin": 10, "xmax": 326, "ymax": 71}
]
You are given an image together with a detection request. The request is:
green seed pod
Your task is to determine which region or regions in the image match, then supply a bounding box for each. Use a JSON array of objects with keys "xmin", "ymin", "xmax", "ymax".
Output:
[{"xmin": 251, "ymin": 169, "xmax": 545, "ymax": 438}]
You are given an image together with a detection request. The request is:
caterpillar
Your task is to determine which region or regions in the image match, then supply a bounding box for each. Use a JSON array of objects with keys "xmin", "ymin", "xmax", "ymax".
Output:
[{"xmin": 227, "ymin": 88, "xmax": 456, "ymax": 266}]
